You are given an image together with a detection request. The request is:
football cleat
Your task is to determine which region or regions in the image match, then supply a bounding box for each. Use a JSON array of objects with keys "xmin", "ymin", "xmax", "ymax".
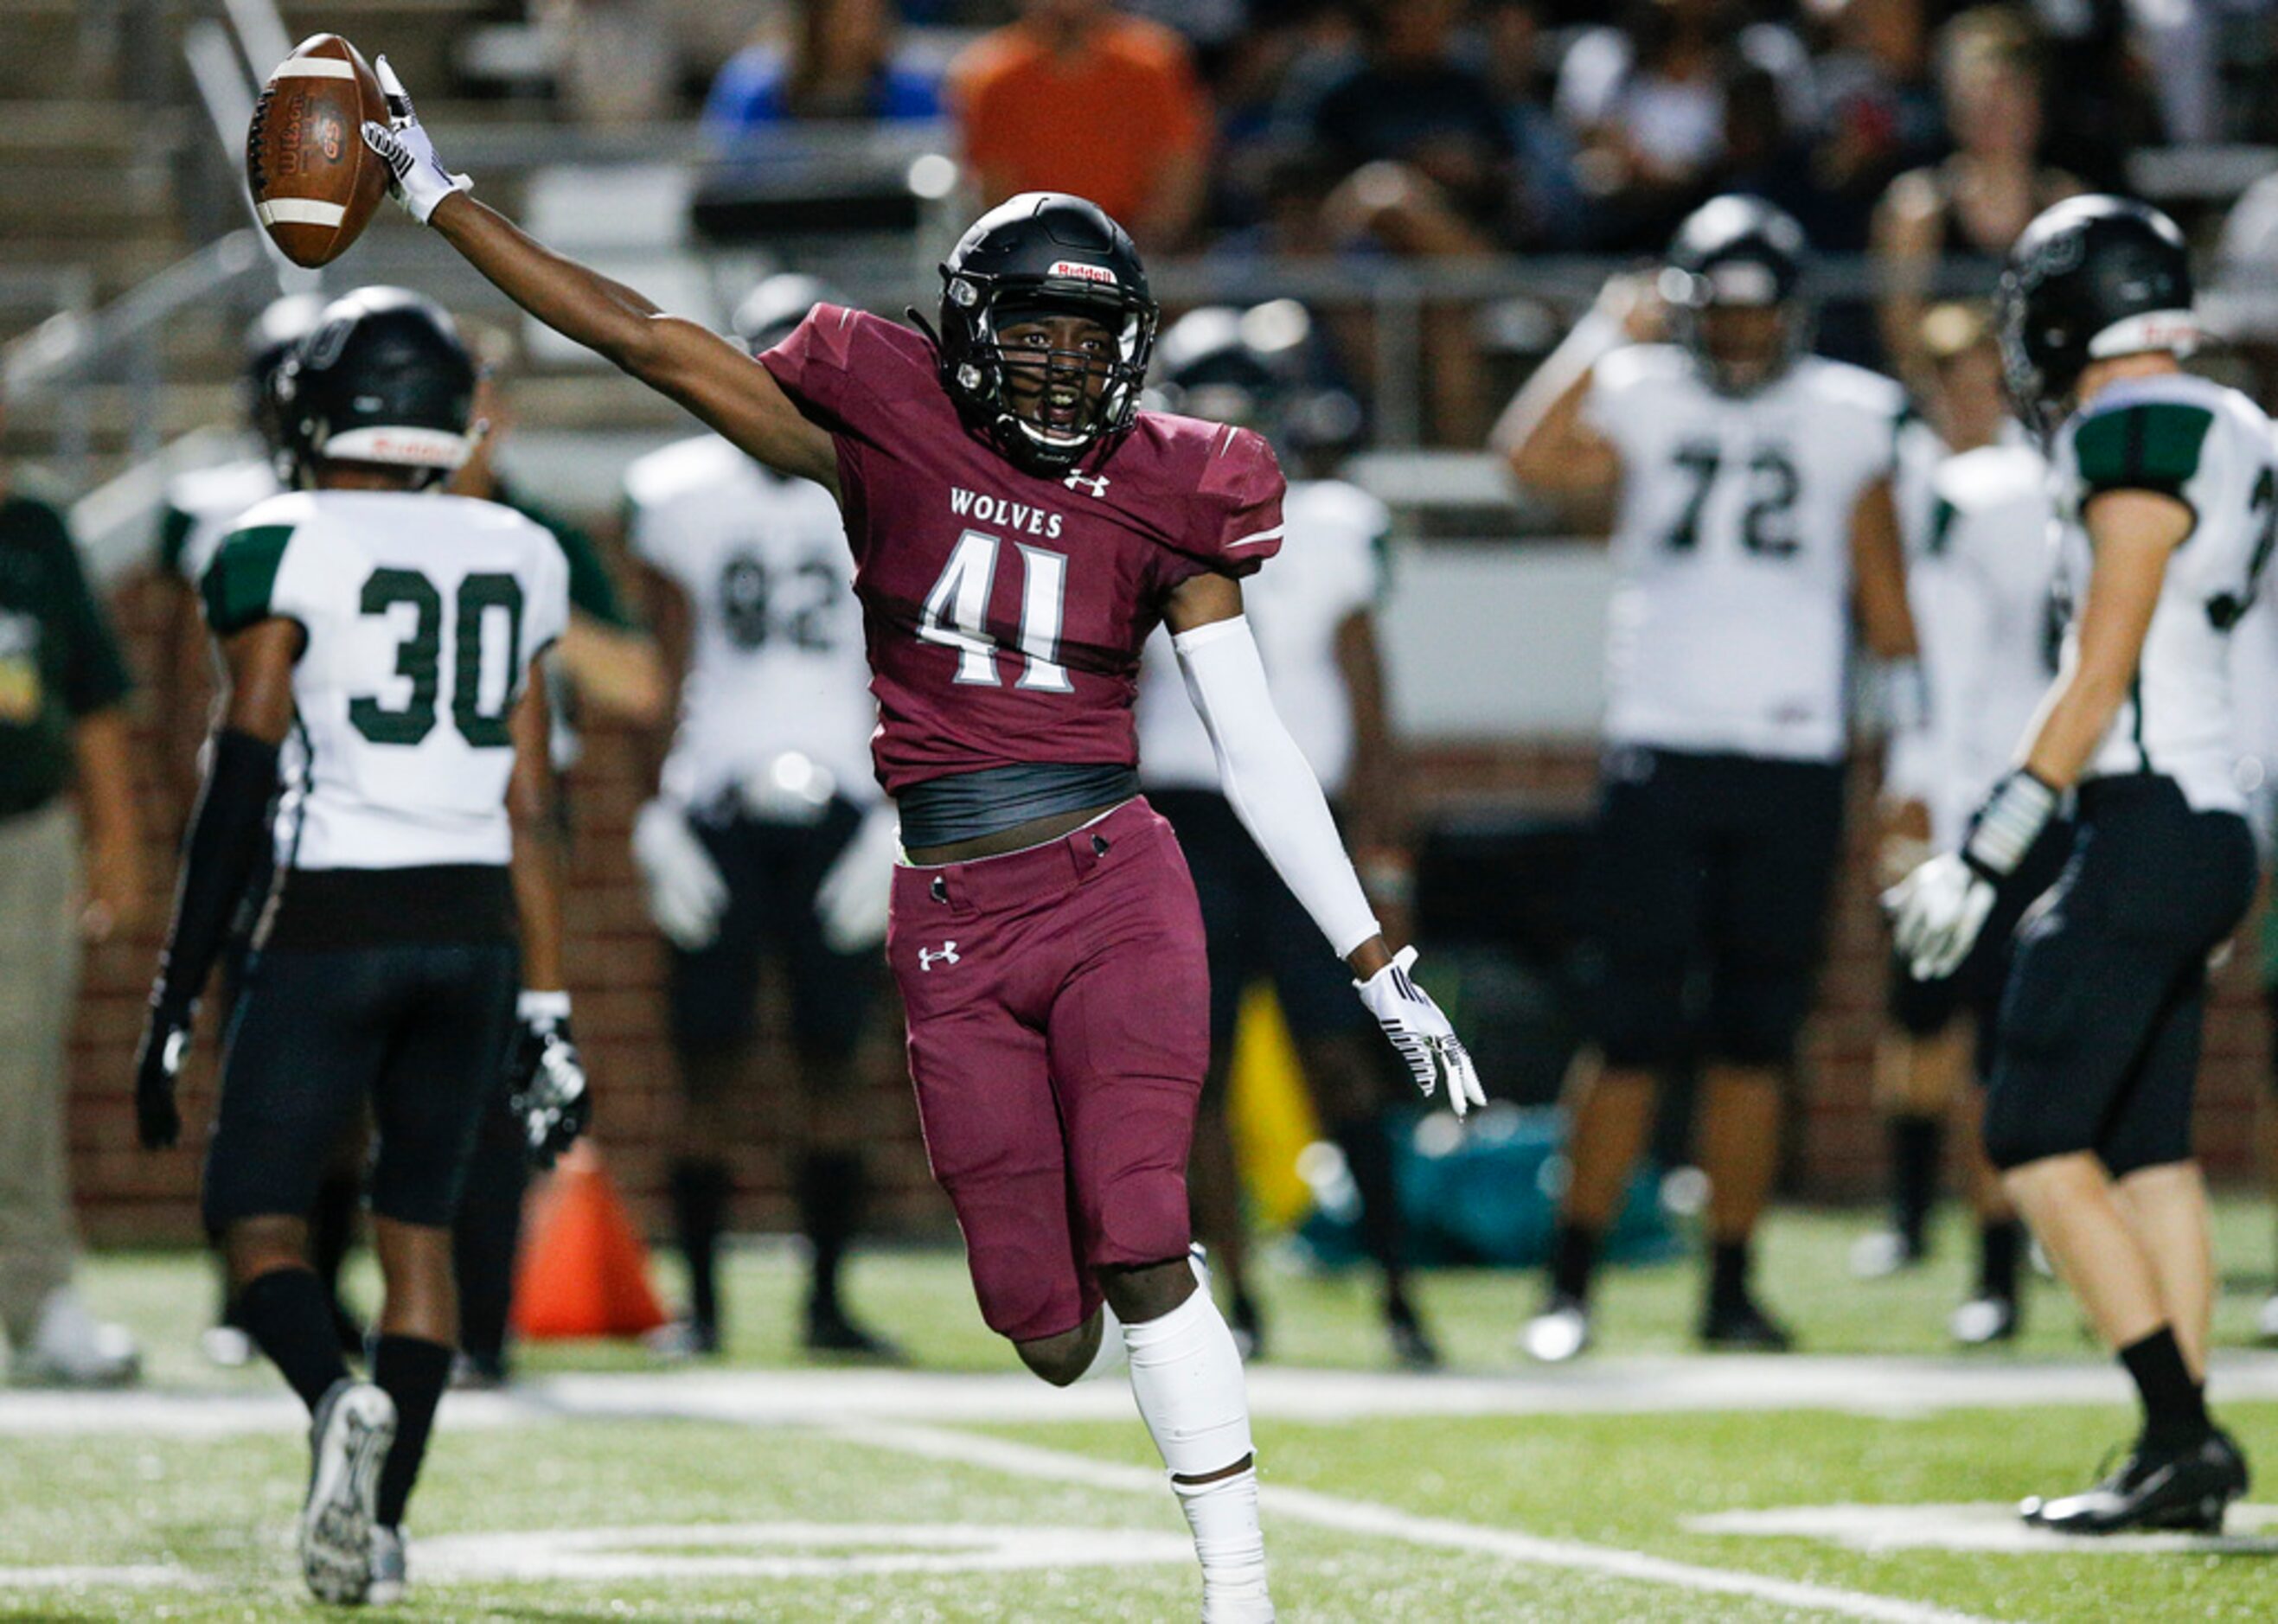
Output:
[
  {"xmin": 300, "ymin": 1378, "xmax": 396, "ymax": 1604},
  {"xmin": 1848, "ymin": 1229, "xmax": 1924, "ymax": 1280},
  {"xmin": 1228, "ymin": 1291, "xmax": 1265, "ymax": 1364},
  {"xmin": 803, "ymin": 1298, "xmax": 906, "ymax": 1363},
  {"xmin": 643, "ymin": 1318, "xmax": 721, "ymax": 1362},
  {"xmin": 200, "ymin": 1323, "xmax": 255, "ymax": 1369},
  {"xmin": 2022, "ymin": 1429, "xmax": 2248, "ymax": 1536},
  {"xmin": 1520, "ymin": 1294, "xmax": 1592, "ymax": 1364},
  {"xmin": 1699, "ymin": 1291, "xmax": 1795, "ymax": 1352},
  {"xmin": 13, "ymin": 1288, "xmax": 139, "ymax": 1388},
  {"xmin": 368, "ymin": 1524, "xmax": 406, "ymax": 1606},
  {"xmin": 1385, "ymin": 1298, "xmax": 1443, "ymax": 1372},
  {"xmin": 1949, "ymin": 1294, "xmax": 2020, "ymax": 1346}
]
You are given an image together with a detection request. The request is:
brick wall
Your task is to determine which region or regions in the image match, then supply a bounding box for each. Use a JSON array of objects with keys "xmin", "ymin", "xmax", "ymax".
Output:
[{"xmin": 64, "ymin": 574, "xmax": 2275, "ymax": 1245}]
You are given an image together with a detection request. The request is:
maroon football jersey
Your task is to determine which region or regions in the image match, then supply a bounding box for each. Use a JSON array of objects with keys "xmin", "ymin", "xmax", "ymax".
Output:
[{"xmin": 760, "ymin": 304, "xmax": 1286, "ymax": 795}]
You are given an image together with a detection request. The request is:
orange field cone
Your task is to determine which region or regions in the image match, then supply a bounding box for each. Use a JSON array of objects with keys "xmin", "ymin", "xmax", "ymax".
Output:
[{"xmin": 509, "ymin": 1141, "xmax": 669, "ymax": 1340}]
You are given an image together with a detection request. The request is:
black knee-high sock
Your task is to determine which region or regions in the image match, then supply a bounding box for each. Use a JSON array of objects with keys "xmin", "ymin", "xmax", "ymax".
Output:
[
  {"xmin": 1551, "ymin": 1222, "xmax": 1602, "ymax": 1303},
  {"xmin": 2119, "ymin": 1327, "xmax": 2210, "ymax": 1450},
  {"xmin": 1708, "ymin": 1239, "xmax": 1753, "ymax": 1311},
  {"xmin": 1330, "ymin": 1117, "xmax": 1408, "ymax": 1307},
  {"xmin": 310, "ymin": 1169, "xmax": 363, "ymax": 1350},
  {"xmin": 1888, "ymin": 1114, "xmax": 1942, "ymax": 1255},
  {"xmin": 372, "ymin": 1335, "xmax": 453, "ymax": 1529},
  {"xmin": 237, "ymin": 1268, "xmax": 351, "ymax": 1413},
  {"xmin": 670, "ymin": 1158, "xmax": 732, "ymax": 1333},
  {"xmin": 795, "ymin": 1150, "xmax": 864, "ymax": 1314},
  {"xmin": 1978, "ymin": 1218, "xmax": 2023, "ymax": 1301},
  {"xmin": 453, "ymin": 1103, "xmax": 530, "ymax": 1371}
]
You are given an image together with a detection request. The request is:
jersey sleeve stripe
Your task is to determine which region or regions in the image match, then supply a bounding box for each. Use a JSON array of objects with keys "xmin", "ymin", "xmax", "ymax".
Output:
[
  {"xmin": 1225, "ymin": 525, "xmax": 1285, "ymax": 553},
  {"xmin": 200, "ymin": 524, "xmax": 295, "ymax": 636}
]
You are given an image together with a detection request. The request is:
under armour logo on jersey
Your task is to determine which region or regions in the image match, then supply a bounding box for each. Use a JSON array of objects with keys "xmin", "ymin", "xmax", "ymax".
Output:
[
  {"xmin": 1064, "ymin": 471, "xmax": 1111, "ymax": 498},
  {"xmin": 918, "ymin": 942, "xmax": 961, "ymax": 971}
]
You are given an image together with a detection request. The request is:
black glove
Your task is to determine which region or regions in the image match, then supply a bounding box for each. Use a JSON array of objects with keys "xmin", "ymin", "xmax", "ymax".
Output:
[
  {"xmin": 506, "ymin": 992, "xmax": 590, "ymax": 1170},
  {"xmin": 134, "ymin": 1001, "xmax": 193, "ymax": 1150}
]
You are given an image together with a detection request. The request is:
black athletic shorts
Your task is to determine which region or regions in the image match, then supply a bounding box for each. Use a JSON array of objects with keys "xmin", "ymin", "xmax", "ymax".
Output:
[
  {"xmin": 1149, "ymin": 787, "xmax": 1370, "ymax": 1055},
  {"xmin": 1886, "ymin": 815, "xmax": 2075, "ymax": 1071},
  {"xmin": 1983, "ymin": 775, "xmax": 2256, "ymax": 1176},
  {"xmin": 1581, "ymin": 745, "xmax": 1847, "ymax": 1068},
  {"xmin": 669, "ymin": 796, "xmax": 879, "ymax": 1065},
  {"xmin": 202, "ymin": 866, "xmax": 518, "ymax": 1231}
]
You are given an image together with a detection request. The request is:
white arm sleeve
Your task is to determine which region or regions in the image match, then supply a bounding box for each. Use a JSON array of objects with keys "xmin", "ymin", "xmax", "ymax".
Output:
[{"xmin": 1173, "ymin": 615, "xmax": 1381, "ymax": 959}]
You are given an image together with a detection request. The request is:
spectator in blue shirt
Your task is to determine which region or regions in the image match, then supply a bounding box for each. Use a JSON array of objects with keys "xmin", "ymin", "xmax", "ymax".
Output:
[{"xmin": 703, "ymin": 0, "xmax": 942, "ymax": 146}]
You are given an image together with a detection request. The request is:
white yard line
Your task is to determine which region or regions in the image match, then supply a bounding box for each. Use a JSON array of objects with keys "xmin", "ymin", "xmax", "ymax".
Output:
[
  {"xmin": 831, "ymin": 1417, "xmax": 2000, "ymax": 1624},
  {"xmin": 13, "ymin": 1352, "xmax": 2278, "ymax": 1435}
]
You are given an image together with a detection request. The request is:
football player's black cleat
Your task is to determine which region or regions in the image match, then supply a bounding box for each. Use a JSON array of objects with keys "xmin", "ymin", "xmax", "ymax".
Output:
[
  {"xmin": 803, "ymin": 1297, "xmax": 907, "ymax": 1362},
  {"xmin": 928, "ymin": 191, "xmax": 1159, "ymax": 474},
  {"xmin": 1996, "ymin": 195, "xmax": 2196, "ymax": 441},
  {"xmin": 243, "ymin": 293, "xmax": 329, "ymax": 457},
  {"xmin": 1699, "ymin": 1290, "xmax": 1796, "ymax": 1352},
  {"xmin": 2022, "ymin": 1428, "xmax": 2249, "ymax": 1535},
  {"xmin": 1385, "ymin": 1296, "xmax": 1443, "ymax": 1372},
  {"xmin": 1663, "ymin": 194, "xmax": 1811, "ymax": 396},
  {"xmin": 272, "ymin": 286, "xmax": 478, "ymax": 487},
  {"xmin": 732, "ymin": 272, "xmax": 843, "ymax": 357}
]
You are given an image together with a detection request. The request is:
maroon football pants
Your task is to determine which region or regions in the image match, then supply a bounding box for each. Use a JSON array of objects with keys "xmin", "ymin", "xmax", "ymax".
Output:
[{"xmin": 889, "ymin": 798, "xmax": 1210, "ymax": 1342}]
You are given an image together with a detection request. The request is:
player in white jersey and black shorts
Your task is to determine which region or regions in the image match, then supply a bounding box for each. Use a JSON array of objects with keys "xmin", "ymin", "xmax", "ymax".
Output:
[
  {"xmin": 1136, "ymin": 304, "xmax": 1437, "ymax": 1368},
  {"xmin": 625, "ymin": 275, "xmax": 902, "ymax": 1360},
  {"xmin": 1859, "ymin": 304, "xmax": 2066, "ymax": 1346},
  {"xmin": 134, "ymin": 290, "xmax": 588, "ymax": 1604},
  {"xmin": 1891, "ymin": 198, "xmax": 2266, "ymax": 1533},
  {"xmin": 1500, "ymin": 196, "xmax": 1924, "ymax": 1359}
]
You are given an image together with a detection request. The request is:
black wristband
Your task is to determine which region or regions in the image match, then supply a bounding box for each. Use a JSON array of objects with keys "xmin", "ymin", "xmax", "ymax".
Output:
[{"xmin": 152, "ymin": 728, "xmax": 279, "ymax": 1015}]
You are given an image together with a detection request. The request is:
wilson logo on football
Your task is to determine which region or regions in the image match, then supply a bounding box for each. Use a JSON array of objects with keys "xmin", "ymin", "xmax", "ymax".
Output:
[{"xmin": 1047, "ymin": 260, "xmax": 1117, "ymax": 286}]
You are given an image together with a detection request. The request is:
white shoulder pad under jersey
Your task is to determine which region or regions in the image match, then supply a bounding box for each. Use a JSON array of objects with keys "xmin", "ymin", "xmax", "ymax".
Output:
[
  {"xmin": 202, "ymin": 489, "xmax": 572, "ymax": 869},
  {"xmin": 1891, "ymin": 412, "xmax": 1947, "ymax": 562},
  {"xmin": 159, "ymin": 457, "xmax": 284, "ymax": 586},
  {"xmin": 1138, "ymin": 476, "xmax": 1388, "ymax": 795},
  {"xmin": 624, "ymin": 434, "xmax": 874, "ymax": 809},
  {"xmin": 1902, "ymin": 441, "xmax": 2060, "ymax": 844},
  {"xmin": 1585, "ymin": 345, "xmax": 1906, "ymax": 762},
  {"xmin": 2051, "ymin": 372, "xmax": 2278, "ymax": 812}
]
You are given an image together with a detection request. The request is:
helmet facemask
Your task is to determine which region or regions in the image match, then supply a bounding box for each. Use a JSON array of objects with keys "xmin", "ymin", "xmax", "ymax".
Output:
[
  {"xmin": 1667, "ymin": 259, "xmax": 1807, "ymax": 397},
  {"xmin": 940, "ymin": 272, "xmax": 1157, "ymax": 473}
]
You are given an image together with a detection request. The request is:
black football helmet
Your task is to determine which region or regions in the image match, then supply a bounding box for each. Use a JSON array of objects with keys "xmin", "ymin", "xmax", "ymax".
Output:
[
  {"xmin": 242, "ymin": 293, "xmax": 328, "ymax": 456},
  {"xmin": 930, "ymin": 192, "xmax": 1159, "ymax": 473},
  {"xmin": 732, "ymin": 272, "xmax": 842, "ymax": 357},
  {"xmin": 272, "ymin": 287, "xmax": 478, "ymax": 488},
  {"xmin": 1996, "ymin": 195, "xmax": 2196, "ymax": 440},
  {"xmin": 1662, "ymin": 195, "xmax": 1811, "ymax": 394},
  {"xmin": 1151, "ymin": 300, "xmax": 1362, "ymax": 459}
]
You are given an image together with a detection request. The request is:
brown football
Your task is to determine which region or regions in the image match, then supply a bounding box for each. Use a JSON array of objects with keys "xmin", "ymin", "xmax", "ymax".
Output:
[{"xmin": 245, "ymin": 34, "xmax": 390, "ymax": 269}]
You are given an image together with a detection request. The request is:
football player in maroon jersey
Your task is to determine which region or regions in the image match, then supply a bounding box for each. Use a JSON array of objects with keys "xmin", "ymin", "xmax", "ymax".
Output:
[{"xmin": 368, "ymin": 60, "xmax": 1480, "ymax": 1622}]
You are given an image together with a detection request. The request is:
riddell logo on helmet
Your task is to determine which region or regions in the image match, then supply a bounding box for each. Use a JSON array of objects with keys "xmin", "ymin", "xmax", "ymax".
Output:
[{"xmin": 1049, "ymin": 261, "xmax": 1117, "ymax": 286}]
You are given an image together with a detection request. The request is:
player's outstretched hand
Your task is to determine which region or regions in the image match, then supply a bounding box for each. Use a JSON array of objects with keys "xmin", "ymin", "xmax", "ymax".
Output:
[
  {"xmin": 1884, "ymin": 852, "xmax": 1995, "ymax": 982},
  {"xmin": 816, "ymin": 804, "xmax": 900, "ymax": 955},
  {"xmin": 506, "ymin": 993, "xmax": 590, "ymax": 1170},
  {"xmin": 359, "ymin": 54, "xmax": 470, "ymax": 224},
  {"xmin": 132, "ymin": 1003, "xmax": 191, "ymax": 1150},
  {"xmin": 1355, "ymin": 946, "xmax": 1486, "ymax": 1118},
  {"xmin": 632, "ymin": 799, "xmax": 728, "ymax": 950}
]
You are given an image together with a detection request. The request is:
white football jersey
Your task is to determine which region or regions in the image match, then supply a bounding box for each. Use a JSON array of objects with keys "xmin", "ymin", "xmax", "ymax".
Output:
[
  {"xmin": 2051, "ymin": 372, "xmax": 2278, "ymax": 813},
  {"xmin": 1585, "ymin": 345, "xmax": 1907, "ymax": 761},
  {"xmin": 624, "ymin": 434, "xmax": 877, "ymax": 809},
  {"xmin": 202, "ymin": 490, "xmax": 571, "ymax": 869},
  {"xmin": 1891, "ymin": 412, "xmax": 1947, "ymax": 563},
  {"xmin": 159, "ymin": 456, "xmax": 283, "ymax": 585},
  {"xmin": 1137, "ymin": 478, "xmax": 1387, "ymax": 796},
  {"xmin": 1891, "ymin": 441, "xmax": 2061, "ymax": 845}
]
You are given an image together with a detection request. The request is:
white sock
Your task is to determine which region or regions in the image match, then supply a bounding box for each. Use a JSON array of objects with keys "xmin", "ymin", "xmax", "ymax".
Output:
[{"xmin": 1124, "ymin": 1288, "xmax": 1269, "ymax": 1612}]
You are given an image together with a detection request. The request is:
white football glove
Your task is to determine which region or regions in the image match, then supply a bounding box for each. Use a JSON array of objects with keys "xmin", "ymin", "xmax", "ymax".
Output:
[
  {"xmin": 815, "ymin": 804, "xmax": 900, "ymax": 956},
  {"xmin": 631, "ymin": 798, "xmax": 728, "ymax": 951},
  {"xmin": 1355, "ymin": 946, "xmax": 1486, "ymax": 1118},
  {"xmin": 360, "ymin": 54, "xmax": 471, "ymax": 224},
  {"xmin": 1883, "ymin": 853, "xmax": 1996, "ymax": 981}
]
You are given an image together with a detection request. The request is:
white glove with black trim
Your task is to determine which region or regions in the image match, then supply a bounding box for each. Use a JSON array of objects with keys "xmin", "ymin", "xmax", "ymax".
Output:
[
  {"xmin": 632, "ymin": 798, "xmax": 727, "ymax": 950},
  {"xmin": 360, "ymin": 54, "xmax": 471, "ymax": 224},
  {"xmin": 815, "ymin": 803, "xmax": 900, "ymax": 955},
  {"xmin": 1355, "ymin": 945, "xmax": 1486, "ymax": 1118},
  {"xmin": 1885, "ymin": 767, "xmax": 2057, "ymax": 981}
]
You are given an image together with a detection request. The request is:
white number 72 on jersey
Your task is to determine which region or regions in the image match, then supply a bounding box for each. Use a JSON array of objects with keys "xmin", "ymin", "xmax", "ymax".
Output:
[{"xmin": 918, "ymin": 528, "xmax": 1072, "ymax": 693}]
